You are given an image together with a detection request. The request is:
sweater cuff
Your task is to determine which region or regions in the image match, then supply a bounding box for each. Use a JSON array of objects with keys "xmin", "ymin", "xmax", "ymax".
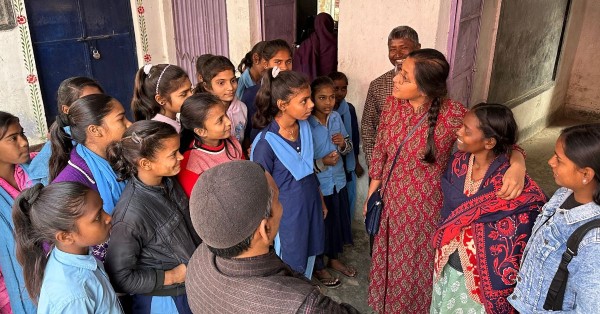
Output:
[{"xmin": 154, "ymin": 269, "xmax": 165, "ymax": 291}]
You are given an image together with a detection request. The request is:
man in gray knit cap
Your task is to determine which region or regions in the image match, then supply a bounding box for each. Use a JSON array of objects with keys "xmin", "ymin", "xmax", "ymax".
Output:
[{"xmin": 185, "ymin": 160, "xmax": 359, "ymax": 313}]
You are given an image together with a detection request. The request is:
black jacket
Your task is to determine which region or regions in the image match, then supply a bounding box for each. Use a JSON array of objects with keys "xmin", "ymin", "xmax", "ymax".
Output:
[{"xmin": 105, "ymin": 176, "xmax": 201, "ymax": 296}]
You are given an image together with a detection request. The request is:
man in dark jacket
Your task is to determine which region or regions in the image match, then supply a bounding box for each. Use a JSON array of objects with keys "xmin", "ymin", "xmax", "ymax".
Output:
[{"xmin": 186, "ymin": 161, "xmax": 360, "ymax": 313}]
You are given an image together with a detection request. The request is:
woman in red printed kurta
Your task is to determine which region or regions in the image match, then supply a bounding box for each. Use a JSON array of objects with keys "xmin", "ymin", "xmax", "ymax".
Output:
[{"xmin": 365, "ymin": 49, "xmax": 526, "ymax": 313}]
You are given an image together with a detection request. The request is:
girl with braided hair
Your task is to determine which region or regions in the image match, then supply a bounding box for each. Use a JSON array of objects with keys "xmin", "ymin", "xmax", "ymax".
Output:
[{"xmin": 364, "ymin": 49, "xmax": 527, "ymax": 313}]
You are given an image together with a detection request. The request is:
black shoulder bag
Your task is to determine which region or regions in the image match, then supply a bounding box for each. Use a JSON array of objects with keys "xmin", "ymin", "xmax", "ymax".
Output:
[
  {"xmin": 543, "ymin": 219, "xmax": 600, "ymax": 310},
  {"xmin": 365, "ymin": 113, "xmax": 427, "ymax": 235}
]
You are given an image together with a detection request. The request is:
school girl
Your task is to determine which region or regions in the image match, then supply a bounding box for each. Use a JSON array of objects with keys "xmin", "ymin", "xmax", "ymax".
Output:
[
  {"xmin": 49, "ymin": 94, "xmax": 132, "ymax": 261},
  {"xmin": 236, "ymin": 41, "xmax": 266, "ymax": 99},
  {"xmin": 131, "ymin": 64, "xmax": 193, "ymax": 133},
  {"xmin": 13, "ymin": 182, "xmax": 122, "ymax": 313},
  {"xmin": 0, "ymin": 111, "xmax": 49, "ymax": 313},
  {"xmin": 308, "ymin": 77, "xmax": 356, "ymax": 287},
  {"xmin": 196, "ymin": 55, "xmax": 247, "ymax": 143},
  {"xmin": 177, "ymin": 93, "xmax": 244, "ymax": 197},
  {"xmin": 105, "ymin": 120, "xmax": 200, "ymax": 314},
  {"xmin": 509, "ymin": 123, "xmax": 600, "ymax": 313},
  {"xmin": 242, "ymin": 39, "xmax": 294, "ymax": 146},
  {"xmin": 251, "ymin": 68, "xmax": 325, "ymax": 278},
  {"xmin": 34, "ymin": 76, "xmax": 104, "ymax": 186}
]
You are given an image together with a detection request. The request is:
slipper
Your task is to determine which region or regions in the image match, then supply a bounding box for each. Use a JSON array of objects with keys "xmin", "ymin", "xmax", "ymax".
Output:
[
  {"xmin": 317, "ymin": 276, "xmax": 341, "ymax": 288},
  {"xmin": 313, "ymin": 270, "xmax": 341, "ymax": 288},
  {"xmin": 330, "ymin": 264, "xmax": 357, "ymax": 278}
]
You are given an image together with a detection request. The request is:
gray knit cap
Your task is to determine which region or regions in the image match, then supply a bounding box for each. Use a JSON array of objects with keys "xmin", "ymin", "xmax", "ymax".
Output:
[{"xmin": 189, "ymin": 160, "xmax": 269, "ymax": 249}]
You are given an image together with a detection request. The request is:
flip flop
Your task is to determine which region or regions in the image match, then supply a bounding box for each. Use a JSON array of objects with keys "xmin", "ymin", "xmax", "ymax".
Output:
[
  {"xmin": 330, "ymin": 264, "xmax": 357, "ymax": 278},
  {"xmin": 313, "ymin": 270, "xmax": 342, "ymax": 288}
]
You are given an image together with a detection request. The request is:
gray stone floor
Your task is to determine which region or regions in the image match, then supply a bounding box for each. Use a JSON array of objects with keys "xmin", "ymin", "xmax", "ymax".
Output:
[{"xmin": 320, "ymin": 117, "xmax": 599, "ymax": 313}]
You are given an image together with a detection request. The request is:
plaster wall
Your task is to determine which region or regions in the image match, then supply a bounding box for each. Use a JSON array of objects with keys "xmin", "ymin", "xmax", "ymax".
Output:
[
  {"xmin": 337, "ymin": 0, "xmax": 452, "ymax": 217},
  {"xmin": 130, "ymin": 0, "xmax": 176, "ymax": 66},
  {"xmin": 565, "ymin": 0, "xmax": 600, "ymax": 116},
  {"xmin": 470, "ymin": 0, "xmax": 586, "ymax": 140},
  {"xmin": 226, "ymin": 0, "xmax": 253, "ymax": 68},
  {"xmin": 0, "ymin": 1, "xmax": 46, "ymax": 143}
]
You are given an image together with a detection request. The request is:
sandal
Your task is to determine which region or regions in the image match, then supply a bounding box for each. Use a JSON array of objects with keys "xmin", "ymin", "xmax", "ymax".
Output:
[
  {"xmin": 313, "ymin": 270, "xmax": 341, "ymax": 288},
  {"xmin": 328, "ymin": 261, "xmax": 357, "ymax": 278}
]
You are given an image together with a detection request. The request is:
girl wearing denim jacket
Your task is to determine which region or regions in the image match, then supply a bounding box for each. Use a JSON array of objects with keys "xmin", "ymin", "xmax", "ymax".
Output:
[{"xmin": 509, "ymin": 123, "xmax": 600, "ymax": 313}]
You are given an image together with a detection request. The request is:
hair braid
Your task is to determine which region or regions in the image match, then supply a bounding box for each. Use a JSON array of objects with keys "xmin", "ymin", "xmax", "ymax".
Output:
[{"xmin": 422, "ymin": 97, "xmax": 442, "ymax": 163}]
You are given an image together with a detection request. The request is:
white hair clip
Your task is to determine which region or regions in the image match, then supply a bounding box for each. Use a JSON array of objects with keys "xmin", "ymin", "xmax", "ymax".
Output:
[
  {"xmin": 272, "ymin": 66, "xmax": 281, "ymax": 78},
  {"xmin": 131, "ymin": 131, "xmax": 142, "ymax": 144},
  {"xmin": 143, "ymin": 64, "xmax": 153, "ymax": 75}
]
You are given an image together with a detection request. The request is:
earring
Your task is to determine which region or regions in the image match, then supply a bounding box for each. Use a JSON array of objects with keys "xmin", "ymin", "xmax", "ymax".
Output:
[{"xmin": 583, "ymin": 179, "xmax": 588, "ymax": 184}]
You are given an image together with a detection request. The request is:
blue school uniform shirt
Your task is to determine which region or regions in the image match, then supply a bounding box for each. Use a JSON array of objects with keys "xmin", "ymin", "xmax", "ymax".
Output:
[
  {"xmin": 308, "ymin": 112, "xmax": 347, "ymax": 196},
  {"xmin": 0, "ymin": 158, "xmax": 48, "ymax": 314},
  {"xmin": 250, "ymin": 120, "xmax": 325, "ymax": 274},
  {"xmin": 334, "ymin": 99, "xmax": 356, "ymax": 173},
  {"xmin": 37, "ymin": 248, "xmax": 122, "ymax": 314}
]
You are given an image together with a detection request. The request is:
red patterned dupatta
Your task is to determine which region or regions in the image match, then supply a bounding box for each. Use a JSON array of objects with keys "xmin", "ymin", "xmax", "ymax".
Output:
[{"xmin": 433, "ymin": 151, "xmax": 547, "ymax": 313}]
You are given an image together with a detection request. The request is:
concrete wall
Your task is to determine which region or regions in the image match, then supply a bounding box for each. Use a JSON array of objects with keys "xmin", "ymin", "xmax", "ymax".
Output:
[
  {"xmin": 0, "ymin": 1, "xmax": 47, "ymax": 144},
  {"xmin": 130, "ymin": 0, "xmax": 176, "ymax": 65},
  {"xmin": 470, "ymin": 0, "xmax": 587, "ymax": 140},
  {"xmin": 226, "ymin": 0, "xmax": 253, "ymax": 69},
  {"xmin": 337, "ymin": 0, "xmax": 452, "ymax": 217},
  {"xmin": 565, "ymin": 0, "xmax": 600, "ymax": 117}
]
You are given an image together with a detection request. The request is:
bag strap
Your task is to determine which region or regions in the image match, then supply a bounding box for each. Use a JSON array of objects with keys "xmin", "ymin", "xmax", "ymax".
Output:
[
  {"xmin": 543, "ymin": 218, "xmax": 600, "ymax": 310},
  {"xmin": 381, "ymin": 112, "xmax": 427, "ymax": 197}
]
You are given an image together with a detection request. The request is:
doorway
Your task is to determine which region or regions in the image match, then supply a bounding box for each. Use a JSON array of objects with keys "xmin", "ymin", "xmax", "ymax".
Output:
[{"xmin": 25, "ymin": 0, "xmax": 138, "ymax": 125}]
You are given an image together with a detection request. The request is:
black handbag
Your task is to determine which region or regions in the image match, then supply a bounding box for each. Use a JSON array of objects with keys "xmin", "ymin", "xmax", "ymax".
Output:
[{"xmin": 365, "ymin": 113, "xmax": 427, "ymax": 235}]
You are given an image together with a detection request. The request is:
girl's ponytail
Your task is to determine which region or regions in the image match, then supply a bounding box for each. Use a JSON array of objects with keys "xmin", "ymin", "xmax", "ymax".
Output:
[
  {"xmin": 48, "ymin": 94, "xmax": 115, "ymax": 181},
  {"xmin": 253, "ymin": 69, "xmax": 309, "ymax": 130},
  {"xmin": 13, "ymin": 183, "xmax": 90, "ymax": 303},
  {"xmin": 106, "ymin": 139, "xmax": 134, "ymax": 181},
  {"xmin": 131, "ymin": 66, "xmax": 160, "ymax": 121},
  {"xmin": 237, "ymin": 41, "xmax": 267, "ymax": 74},
  {"xmin": 237, "ymin": 51, "xmax": 254, "ymax": 74},
  {"xmin": 49, "ymin": 113, "xmax": 73, "ymax": 181},
  {"xmin": 107, "ymin": 120, "xmax": 178, "ymax": 180},
  {"xmin": 12, "ymin": 184, "xmax": 47, "ymax": 303},
  {"xmin": 253, "ymin": 70, "xmax": 276, "ymax": 130}
]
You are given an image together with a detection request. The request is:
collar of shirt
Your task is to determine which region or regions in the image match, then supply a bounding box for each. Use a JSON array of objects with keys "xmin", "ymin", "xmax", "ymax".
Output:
[
  {"xmin": 562, "ymin": 201, "xmax": 600, "ymax": 224},
  {"xmin": 53, "ymin": 247, "xmax": 98, "ymax": 271}
]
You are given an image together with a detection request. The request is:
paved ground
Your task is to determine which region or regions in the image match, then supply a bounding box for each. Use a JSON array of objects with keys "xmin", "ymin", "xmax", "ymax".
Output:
[{"xmin": 320, "ymin": 116, "xmax": 599, "ymax": 313}]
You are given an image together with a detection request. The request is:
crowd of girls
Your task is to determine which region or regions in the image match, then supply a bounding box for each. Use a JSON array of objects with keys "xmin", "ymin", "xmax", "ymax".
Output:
[{"xmin": 0, "ymin": 36, "xmax": 599, "ymax": 314}]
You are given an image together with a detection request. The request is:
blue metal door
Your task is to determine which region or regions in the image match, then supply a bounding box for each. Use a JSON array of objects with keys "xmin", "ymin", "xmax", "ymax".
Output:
[{"xmin": 26, "ymin": 0, "xmax": 138, "ymax": 125}]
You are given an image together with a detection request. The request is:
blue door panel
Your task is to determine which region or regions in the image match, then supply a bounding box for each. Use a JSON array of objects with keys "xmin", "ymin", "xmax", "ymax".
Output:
[
  {"xmin": 82, "ymin": 1, "xmax": 133, "ymax": 35},
  {"xmin": 31, "ymin": 42, "xmax": 90, "ymax": 124},
  {"xmin": 90, "ymin": 34, "xmax": 138, "ymax": 110},
  {"xmin": 25, "ymin": 0, "xmax": 137, "ymax": 126},
  {"xmin": 26, "ymin": 1, "xmax": 82, "ymax": 43}
]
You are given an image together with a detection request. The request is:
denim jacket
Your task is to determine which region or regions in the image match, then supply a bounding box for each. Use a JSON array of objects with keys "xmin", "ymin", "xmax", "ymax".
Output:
[{"xmin": 508, "ymin": 187, "xmax": 600, "ymax": 313}]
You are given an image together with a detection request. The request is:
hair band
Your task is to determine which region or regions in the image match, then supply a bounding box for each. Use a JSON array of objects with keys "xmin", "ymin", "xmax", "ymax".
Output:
[{"xmin": 155, "ymin": 64, "xmax": 171, "ymax": 95}]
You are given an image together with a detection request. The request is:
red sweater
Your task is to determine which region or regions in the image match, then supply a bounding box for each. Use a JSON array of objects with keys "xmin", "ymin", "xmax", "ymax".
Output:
[{"xmin": 177, "ymin": 137, "xmax": 243, "ymax": 197}]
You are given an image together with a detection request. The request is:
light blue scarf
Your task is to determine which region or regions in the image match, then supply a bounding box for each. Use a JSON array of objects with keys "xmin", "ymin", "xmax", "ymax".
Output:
[
  {"xmin": 251, "ymin": 120, "xmax": 314, "ymax": 181},
  {"xmin": 335, "ymin": 99, "xmax": 356, "ymax": 171},
  {"xmin": 236, "ymin": 68, "xmax": 256, "ymax": 99},
  {"xmin": 76, "ymin": 144, "xmax": 125, "ymax": 215}
]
